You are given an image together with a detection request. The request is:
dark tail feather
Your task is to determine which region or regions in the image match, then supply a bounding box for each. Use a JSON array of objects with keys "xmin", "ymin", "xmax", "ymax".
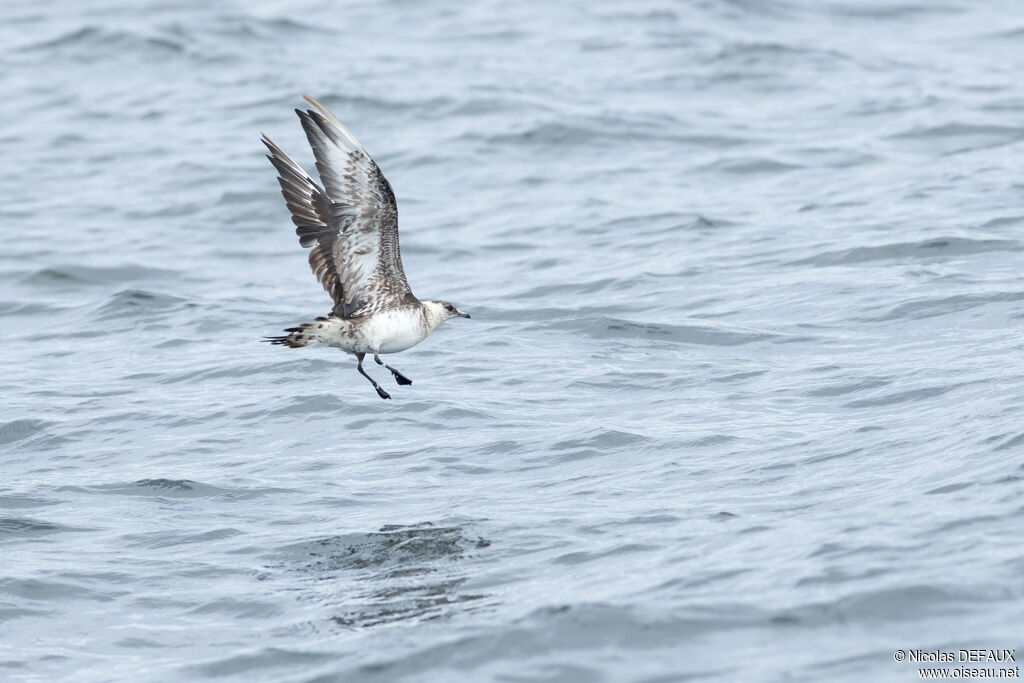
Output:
[{"xmin": 261, "ymin": 322, "xmax": 326, "ymax": 348}]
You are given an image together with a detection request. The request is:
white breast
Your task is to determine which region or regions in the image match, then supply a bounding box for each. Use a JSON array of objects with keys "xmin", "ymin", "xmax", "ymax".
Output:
[{"xmin": 365, "ymin": 308, "xmax": 428, "ymax": 354}]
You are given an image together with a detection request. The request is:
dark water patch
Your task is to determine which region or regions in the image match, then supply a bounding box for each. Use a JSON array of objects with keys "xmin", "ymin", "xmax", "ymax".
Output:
[
  {"xmin": 281, "ymin": 524, "xmax": 476, "ymax": 573},
  {"xmin": 779, "ymin": 584, "xmax": 983, "ymax": 623},
  {"xmin": 550, "ymin": 429, "xmax": 650, "ymax": 462},
  {"xmin": 870, "ymin": 291, "xmax": 1024, "ymax": 322},
  {"xmin": 699, "ymin": 156, "xmax": 803, "ymax": 174},
  {"xmin": 16, "ymin": 25, "xmax": 186, "ymax": 57},
  {"xmin": 435, "ymin": 406, "xmax": 493, "ymax": 421},
  {"xmin": 553, "ymin": 544, "xmax": 658, "ymax": 566},
  {"xmin": 677, "ymin": 434, "xmax": 740, "ymax": 449},
  {"xmin": 993, "ymin": 432, "xmax": 1024, "ymax": 452},
  {"xmin": 217, "ymin": 190, "xmax": 268, "ymax": 205},
  {"xmin": 120, "ymin": 527, "xmax": 242, "ymax": 549},
  {"xmin": 255, "ymin": 393, "xmax": 356, "ymax": 418},
  {"xmin": 482, "ymin": 122, "xmax": 601, "ymax": 147},
  {"xmin": 787, "ymin": 146, "xmax": 878, "ymax": 169},
  {"xmin": 0, "ymin": 300, "xmax": 69, "ymax": 316},
  {"xmin": 709, "ymin": 40, "xmax": 855, "ymax": 67},
  {"xmin": 514, "ymin": 277, "xmax": 633, "ymax": 300},
  {"xmin": 112, "ymin": 636, "xmax": 164, "ymax": 649},
  {"xmin": 481, "ymin": 439, "xmax": 525, "ymax": 455},
  {"xmin": 63, "ymin": 479, "xmax": 284, "ymax": 501},
  {"xmin": 0, "ymin": 577, "xmax": 126, "ymax": 602},
  {"xmin": 711, "ymin": 370, "xmax": 768, "ymax": 383},
  {"xmin": 0, "ymin": 419, "xmax": 54, "ymax": 446},
  {"xmin": 480, "ymin": 118, "xmax": 726, "ymax": 148},
  {"xmin": 0, "ymin": 606, "xmax": 54, "ymax": 624},
  {"xmin": 330, "ymin": 576, "xmax": 485, "ymax": 628},
  {"xmin": 982, "ymin": 215, "xmax": 1024, "ymax": 229},
  {"xmin": 822, "ymin": 3, "xmax": 964, "ymax": 19},
  {"xmin": 657, "ymin": 568, "xmax": 751, "ymax": 593},
  {"xmin": 843, "ymin": 387, "xmax": 946, "ymax": 409},
  {"xmin": 0, "ymin": 494, "xmax": 58, "ymax": 510},
  {"xmin": 584, "ymin": 316, "xmax": 785, "ymax": 346},
  {"xmin": 934, "ymin": 514, "xmax": 1002, "ymax": 535},
  {"xmin": 273, "ymin": 523, "xmax": 489, "ymax": 628},
  {"xmin": 23, "ymin": 264, "xmax": 178, "ymax": 286},
  {"xmin": 844, "ymin": 386, "xmax": 951, "ymax": 409},
  {"xmin": 805, "ymin": 378, "xmax": 891, "ymax": 398},
  {"xmin": 189, "ymin": 647, "xmax": 337, "ymax": 679},
  {"xmin": 349, "ymin": 602, "xmax": 761, "ymax": 679},
  {"xmin": 187, "ymin": 597, "xmax": 282, "ymax": 619},
  {"xmin": 985, "ymin": 26, "xmax": 1024, "ymax": 41},
  {"xmin": 803, "ymin": 447, "xmax": 864, "ymax": 465},
  {"xmin": 161, "ymin": 362, "xmax": 278, "ymax": 385},
  {"xmin": 925, "ymin": 482, "xmax": 972, "ymax": 496},
  {"xmin": 886, "ymin": 122, "xmax": 1024, "ymax": 153},
  {"xmin": 710, "ymin": 511, "xmax": 739, "ymax": 521},
  {"xmin": 92, "ymin": 289, "xmax": 191, "ymax": 321},
  {"xmin": 790, "ymin": 237, "xmax": 1018, "ymax": 267},
  {"xmin": 616, "ymin": 514, "xmax": 681, "ymax": 527},
  {"xmin": 592, "ymin": 212, "xmax": 736, "ymax": 239},
  {"xmin": 794, "ymin": 566, "xmax": 889, "ymax": 588},
  {"xmin": 0, "ymin": 517, "xmax": 82, "ymax": 539},
  {"xmin": 123, "ymin": 201, "xmax": 208, "ymax": 220},
  {"xmin": 152, "ymin": 338, "xmax": 190, "ymax": 349}
]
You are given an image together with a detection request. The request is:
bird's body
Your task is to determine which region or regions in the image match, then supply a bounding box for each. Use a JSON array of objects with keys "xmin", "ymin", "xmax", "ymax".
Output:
[
  {"xmin": 262, "ymin": 95, "xmax": 469, "ymax": 399},
  {"xmin": 271, "ymin": 301, "xmax": 454, "ymax": 355}
]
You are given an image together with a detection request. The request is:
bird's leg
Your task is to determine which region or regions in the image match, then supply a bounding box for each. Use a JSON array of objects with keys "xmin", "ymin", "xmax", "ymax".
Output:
[
  {"xmin": 357, "ymin": 352, "xmax": 391, "ymax": 400},
  {"xmin": 374, "ymin": 352, "xmax": 412, "ymax": 386}
]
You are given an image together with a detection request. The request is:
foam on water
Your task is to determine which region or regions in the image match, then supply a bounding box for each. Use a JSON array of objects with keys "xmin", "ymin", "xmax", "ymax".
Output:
[{"xmin": 2, "ymin": 0, "xmax": 1024, "ymax": 680}]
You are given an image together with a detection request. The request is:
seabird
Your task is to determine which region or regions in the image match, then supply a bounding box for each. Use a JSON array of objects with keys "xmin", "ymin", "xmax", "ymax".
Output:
[{"xmin": 262, "ymin": 94, "xmax": 470, "ymax": 400}]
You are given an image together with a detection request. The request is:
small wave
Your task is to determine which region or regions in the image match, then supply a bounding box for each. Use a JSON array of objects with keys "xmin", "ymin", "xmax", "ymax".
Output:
[
  {"xmin": 0, "ymin": 300, "xmax": 69, "ymax": 316},
  {"xmin": 844, "ymin": 385, "xmax": 952, "ymax": 408},
  {"xmin": 91, "ymin": 288, "xmax": 191, "ymax": 321},
  {"xmin": 870, "ymin": 291, "xmax": 1024, "ymax": 322},
  {"xmin": 993, "ymin": 433, "xmax": 1024, "ymax": 452},
  {"xmin": 584, "ymin": 316, "xmax": 787, "ymax": 346},
  {"xmin": 885, "ymin": 122, "xmax": 1024, "ymax": 154},
  {"xmin": 791, "ymin": 237, "xmax": 1019, "ymax": 267},
  {"xmin": 805, "ymin": 378, "xmax": 891, "ymax": 398},
  {"xmin": 550, "ymin": 429, "xmax": 650, "ymax": 462},
  {"xmin": 888, "ymin": 122, "xmax": 1023, "ymax": 140},
  {"xmin": 60, "ymin": 479, "xmax": 287, "ymax": 501},
  {"xmin": 0, "ymin": 576, "xmax": 125, "ymax": 603},
  {"xmin": 982, "ymin": 216, "xmax": 1024, "ymax": 229},
  {"xmin": 0, "ymin": 419, "xmax": 53, "ymax": 446},
  {"xmin": 188, "ymin": 648, "xmax": 336, "ymax": 679},
  {"xmin": 17, "ymin": 26, "xmax": 185, "ymax": 55},
  {"xmin": 699, "ymin": 156, "xmax": 803, "ymax": 174},
  {"xmin": 24, "ymin": 264, "xmax": 178, "ymax": 286},
  {"xmin": 0, "ymin": 517, "xmax": 82, "ymax": 538},
  {"xmin": 120, "ymin": 528, "xmax": 242, "ymax": 550}
]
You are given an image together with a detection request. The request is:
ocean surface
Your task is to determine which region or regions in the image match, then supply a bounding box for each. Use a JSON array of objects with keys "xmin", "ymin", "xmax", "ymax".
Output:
[{"xmin": 2, "ymin": 0, "xmax": 1023, "ymax": 680}]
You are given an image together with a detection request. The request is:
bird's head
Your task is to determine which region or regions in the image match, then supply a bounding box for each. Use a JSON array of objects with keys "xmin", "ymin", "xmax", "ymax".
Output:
[{"xmin": 425, "ymin": 300, "xmax": 471, "ymax": 327}]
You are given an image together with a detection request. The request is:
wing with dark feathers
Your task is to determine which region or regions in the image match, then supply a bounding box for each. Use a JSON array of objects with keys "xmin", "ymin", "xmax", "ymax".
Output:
[{"xmin": 262, "ymin": 94, "xmax": 415, "ymax": 318}]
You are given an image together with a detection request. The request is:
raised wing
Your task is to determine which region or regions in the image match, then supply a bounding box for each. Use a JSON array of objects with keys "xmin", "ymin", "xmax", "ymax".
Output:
[{"xmin": 262, "ymin": 94, "xmax": 415, "ymax": 318}]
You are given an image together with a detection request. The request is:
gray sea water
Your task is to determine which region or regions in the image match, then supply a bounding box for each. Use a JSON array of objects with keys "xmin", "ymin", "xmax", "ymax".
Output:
[{"xmin": 3, "ymin": 0, "xmax": 1024, "ymax": 680}]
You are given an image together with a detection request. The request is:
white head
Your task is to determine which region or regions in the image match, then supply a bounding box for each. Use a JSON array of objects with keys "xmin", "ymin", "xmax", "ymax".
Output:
[{"xmin": 424, "ymin": 300, "xmax": 471, "ymax": 330}]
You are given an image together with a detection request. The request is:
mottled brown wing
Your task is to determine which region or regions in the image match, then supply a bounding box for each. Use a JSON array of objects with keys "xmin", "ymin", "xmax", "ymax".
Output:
[{"xmin": 262, "ymin": 95, "xmax": 415, "ymax": 318}]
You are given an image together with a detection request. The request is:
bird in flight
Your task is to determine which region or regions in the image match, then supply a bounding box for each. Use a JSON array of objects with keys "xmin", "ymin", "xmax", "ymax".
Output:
[{"xmin": 262, "ymin": 94, "xmax": 470, "ymax": 400}]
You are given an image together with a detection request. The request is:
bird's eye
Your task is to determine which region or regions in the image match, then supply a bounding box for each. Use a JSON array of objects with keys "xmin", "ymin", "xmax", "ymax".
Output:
[{"xmin": 445, "ymin": 304, "xmax": 454, "ymax": 311}]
